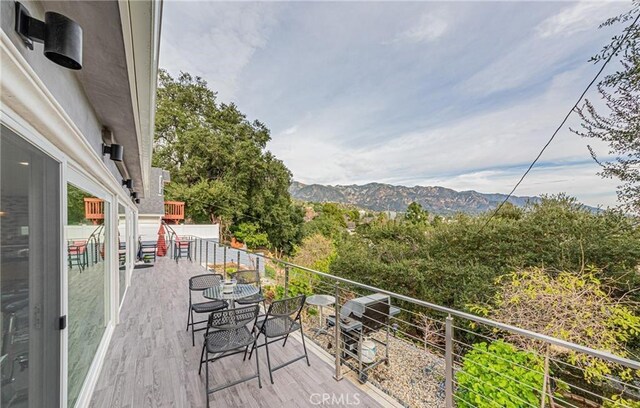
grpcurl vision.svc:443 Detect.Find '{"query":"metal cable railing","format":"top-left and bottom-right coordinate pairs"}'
top-left (185, 237), bottom-right (640, 408)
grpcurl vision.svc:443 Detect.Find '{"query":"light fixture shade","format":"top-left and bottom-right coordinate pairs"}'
top-left (131, 192), bottom-right (138, 199)
top-left (134, 198), bottom-right (140, 204)
top-left (44, 11), bottom-right (82, 70)
top-left (122, 179), bottom-right (133, 189)
top-left (102, 143), bottom-right (124, 162)
top-left (14, 3), bottom-right (83, 70)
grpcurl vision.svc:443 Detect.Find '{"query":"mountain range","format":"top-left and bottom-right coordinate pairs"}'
top-left (289, 181), bottom-right (541, 215)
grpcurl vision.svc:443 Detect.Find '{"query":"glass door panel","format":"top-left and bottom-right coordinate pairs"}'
top-left (1, 125), bottom-right (61, 408)
top-left (117, 203), bottom-right (126, 305)
top-left (65, 184), bottom-right (109, 407)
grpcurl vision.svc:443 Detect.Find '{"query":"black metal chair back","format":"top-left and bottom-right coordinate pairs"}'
top-left (189, 273), bottom-right (222, 292)
top-left (266, 294), bottom-right (306, 319)
top-left (207, 304), bottom-right (260, 332)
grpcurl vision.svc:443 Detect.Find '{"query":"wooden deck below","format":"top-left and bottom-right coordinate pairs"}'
top-left (88, 258), bottom-right (382, 407)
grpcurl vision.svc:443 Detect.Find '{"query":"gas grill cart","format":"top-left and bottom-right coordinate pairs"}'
top-left (326, 293), bottom-right (400, 383)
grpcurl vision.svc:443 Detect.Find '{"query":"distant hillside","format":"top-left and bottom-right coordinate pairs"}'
top-left (289, 181), bottom-right (540, 215)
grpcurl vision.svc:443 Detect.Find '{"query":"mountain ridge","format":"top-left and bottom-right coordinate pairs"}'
top-left (289, 181), bottom-right (541, 215)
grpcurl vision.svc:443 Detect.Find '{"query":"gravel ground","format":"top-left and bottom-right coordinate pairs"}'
top-left (301, 309), bottom-right (446, 408)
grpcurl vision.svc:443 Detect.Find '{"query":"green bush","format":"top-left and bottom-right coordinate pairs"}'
top-left (455, 341), bottom-right (544, 408)
top-left (603, 395), bottom-right (640, 408)
top-left (332, 195), bottom-right (640, 312)
top-left (264, 265), bottom-right (277, 280)
top-left (274, 276), bottom-right (314, 300)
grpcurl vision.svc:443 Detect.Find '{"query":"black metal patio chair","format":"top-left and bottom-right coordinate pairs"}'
top-left (233, 269), bottom-right (266, 311)
top-left (247, 295), bottom-right (310, 384)
top-left (67, 240), bottom-right (87, 271)
top-left (186, 274), bottom-right (228, 346)
top-left (198, 305), bottom-right (262, 408)
top-left (174, 237), bottom-right (192, 263)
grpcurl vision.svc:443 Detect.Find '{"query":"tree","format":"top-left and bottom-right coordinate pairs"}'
top-left (67, 184), bottom-right (91, 225)
top-left (301, 203), bottom-right (348, 240)
top-left (292, 233), bottom-right (336, 272)
top-left (471, 267), bottom-right (640, 382)
top-left (573, 3), bottom-right (640, 214)
top-left (331, 195), bottom-right (640, 313)
top-left (153, 70), bottom-right (303, 252)
top-left (232, 222), bottom-right (269, 249)
top-left (404, 201), bottom-right (429, 226)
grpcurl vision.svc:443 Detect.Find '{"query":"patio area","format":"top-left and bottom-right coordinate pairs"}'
top-left (89, 258), bottom-right (384, 407)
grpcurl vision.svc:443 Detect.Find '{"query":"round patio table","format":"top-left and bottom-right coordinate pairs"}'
top-left (203, 284), bottom-right (260, 304)
top-left (306, 294), bottom-right (336, 338)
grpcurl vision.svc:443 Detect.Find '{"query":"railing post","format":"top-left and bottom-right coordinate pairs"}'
top-left (256, 256), bottom-right (260, 276)
top-left (540, 345), bottom-right (551, 408)
top-left (199, 239), bottom-right (202, 266)
top-left (333, 280), bottom-right (342, 381)
top-left (284, 266), bottom-right (290, 297)
top-left (237, 250), bottom-right (241, 270)
top-left (445, 315), bottom-right (454, 408)
top-left (212, 242), bottom-right (216, 268)
top-left (204, 240), bottom-right (209, 270)
top-left (223, 246), bottom-right (227, 279)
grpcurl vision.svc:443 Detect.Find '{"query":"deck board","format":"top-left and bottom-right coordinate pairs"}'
top-left (89, 258), bottom-right (381, 407)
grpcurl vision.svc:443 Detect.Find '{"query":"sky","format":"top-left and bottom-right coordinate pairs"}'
top-left (160, 1), bottom-right (633, 208)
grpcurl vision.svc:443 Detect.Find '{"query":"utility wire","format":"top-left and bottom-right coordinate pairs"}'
top-left (478, 12), bottom-right (640, 233)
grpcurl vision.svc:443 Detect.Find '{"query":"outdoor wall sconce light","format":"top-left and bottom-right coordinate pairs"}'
top-left (122, 179), bottom-right (133, 189)
top-left (131, 192), bottom-right (138, 200)
top-left (102, 143), bottom-right (124, 162)
top-left (14, 2), bottom-right (83, 70)
top-left (134, 198), bottom-right (140, 204)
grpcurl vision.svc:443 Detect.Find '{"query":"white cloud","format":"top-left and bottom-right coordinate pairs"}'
top-left (282, 125), bottom-right (298, 136)
top-left (389, 12), bottom-right (449, 44)
top-left (160, 2), bottom-right (281, 102)
top-left (460, 1), bottom-right (627, 96)
top-left (536, 1), bottom-right (628, 39)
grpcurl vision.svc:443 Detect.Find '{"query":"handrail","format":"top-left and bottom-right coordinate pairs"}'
top-left (85, 224), bottom-right (104, 265)
top-left (162, 220), bottom-right (178, 242)
top-left (194, 236), bottom-right (640, 371)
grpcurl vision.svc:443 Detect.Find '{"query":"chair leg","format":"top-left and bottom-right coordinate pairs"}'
top-left (191, 310), bottom-right (196, 346)
top-left (264, 337), bottom-right (274, 384)
top-left (186, 305), bottom-right (191, 332)
top-left (205, 349), bottom-right (210, 408)
top-left (243, 344), bottom-right (250, 361)
top-left (282, 333), bottom-right (290, 347)
top-left (248, 337), bottom-right (257, 360)
top-left (199, 341), bottom-right (206, 375)
top-left (299, 325), bottom-right (311, 367)
top-left (255, 340), bottom-right (262, 389)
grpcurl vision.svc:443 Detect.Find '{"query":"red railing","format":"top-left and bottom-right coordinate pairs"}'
top-left (84, 198), bottom-right (104, 225)
top-left (163, 201), bottom-right (185, 224)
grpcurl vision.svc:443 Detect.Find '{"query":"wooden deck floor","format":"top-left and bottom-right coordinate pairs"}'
top-left (89, 258), bottom-right (382, 408)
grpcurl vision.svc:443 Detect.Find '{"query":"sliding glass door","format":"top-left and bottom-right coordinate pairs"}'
top-left (65, 183), bottom-right (110, 407)
top-left (1, 125), bottom-right (61, 407)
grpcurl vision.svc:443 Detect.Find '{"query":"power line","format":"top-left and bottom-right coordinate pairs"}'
top-left (478, 12), bottom-right (640, 233)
